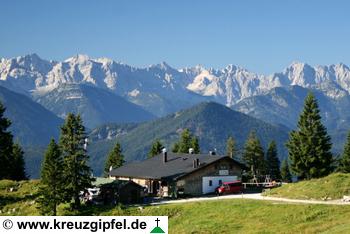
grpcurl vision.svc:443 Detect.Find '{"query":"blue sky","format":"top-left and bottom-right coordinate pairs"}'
top-left (1, 0), bottom-right (349, 74)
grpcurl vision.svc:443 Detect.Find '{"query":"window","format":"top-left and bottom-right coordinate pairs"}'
top-left (209, 180), bottom-right (213, 186)
top-left (219, 180), bottom-right (222, 185)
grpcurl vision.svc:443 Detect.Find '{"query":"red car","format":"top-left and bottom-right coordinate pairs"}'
top-left (215, 181), bottom-right (243, 195)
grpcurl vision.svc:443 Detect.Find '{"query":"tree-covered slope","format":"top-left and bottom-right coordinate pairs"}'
top-left (88, 102), bottom-right (289, 176)
top-left (0, 85), bottom-right (63, 146)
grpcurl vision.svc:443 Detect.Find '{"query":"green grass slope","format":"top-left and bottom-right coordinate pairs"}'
top-left (2, 180), bottom-right (350, 233)
top-left (265, 173), bottom-right (350, 200)
top-left (0, 180), bottom-right (40, 215)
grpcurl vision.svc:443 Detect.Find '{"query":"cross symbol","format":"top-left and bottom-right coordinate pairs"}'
top-left (155, 218), bottom-right (160, 227)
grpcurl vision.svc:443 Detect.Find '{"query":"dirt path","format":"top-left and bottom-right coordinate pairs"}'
top-left (149, 193), bottom-right (349, 206)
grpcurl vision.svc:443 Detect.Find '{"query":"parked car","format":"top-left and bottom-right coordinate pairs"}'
top-left (215, 181), bottom-right (243, 195)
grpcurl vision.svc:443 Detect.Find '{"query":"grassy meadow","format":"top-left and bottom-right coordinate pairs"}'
top-left (264, 173), bottom-right (350, 200)
top-left (1, 179), bottom-right (350, 233)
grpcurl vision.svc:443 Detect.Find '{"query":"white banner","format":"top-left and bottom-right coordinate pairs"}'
top-left (0, 216), bottom-right (168, 234)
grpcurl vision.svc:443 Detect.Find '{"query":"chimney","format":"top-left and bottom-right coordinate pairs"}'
top-left (189, 148), bottom-right (194, 154)
top-left (193, 159), bottom-right (197, 168)
top-left (196, 158), bottom-right (200, 167)
top-left (209, 151), bottom-right (216, 156)
top-left (162, 148), bottom-right (167, 163)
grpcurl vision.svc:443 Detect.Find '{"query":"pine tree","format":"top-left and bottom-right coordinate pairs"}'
top-left (172, 142), bottom-right (179, 153)
top-left (172, 129), bottom-right (200, 154)
top-left (280, 159), bottom-right (292, 183)
top-left (178, 129), bottom-right (193, 153)
top-left (286, 92), bottom-right (334, 180)
top-left (338, 131), bottom-right (350, 173)
top-left (191, 137), bottom-right (200, 154)
top-left (37, 139), bottom-right (64, 215)
top-left (266, 141), bottom-right (281, 180)
top-left (59, 113), bottom-right (93, 209)
top-left (242, 131), bottom-right (266, 176)
top-left (10, 143), bottom-right (27, 180)
top-left (226, 136), bottom-right (237, 159)
top-left (104, 142), bottom-right (125, 175)
top-left (0, 101), bottom-right (13, 179)
top-left (148, 139), bottom-right (164, 158)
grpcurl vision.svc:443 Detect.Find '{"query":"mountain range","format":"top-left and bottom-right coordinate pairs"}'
top-left (1, 54), bottom-right (350, 177)
top-left (2, 54), bottom-right (350, 130)
top-left (2, 54), bottom-right (350, 113)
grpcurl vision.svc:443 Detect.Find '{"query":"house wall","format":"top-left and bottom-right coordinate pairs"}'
top-left (176, 158), bottom-right (242, 196)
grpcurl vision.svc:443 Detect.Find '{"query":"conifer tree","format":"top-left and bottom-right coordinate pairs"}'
top-left (242, 131), bottom-right (266, 176)
top-left (10, 143), bottom-right (27, 180)
top-left (37, 139), bottom-right (64, 215)
top-left (0, 101), bottom-right (13, 179)
top-left (226, 136), bottom-right (237, 159)
top-left (280, 159), bottom-right (292, 183)
top-left (171, 142), bottom-right (179, 153)
top-left (266, 141), bottom-right (281, 180)
top-left (178, 129), bottom-right (193, 153)
top-left (148, 139), bottom-right (164, 158)
top-left (286, 92), bottom-right (333, 180)
top-left (172, 129), bottom-right (200, 154)
top-left (338, 131), bottom-right (350, 173)
top-left (191, 137), bottom-right (200, 154)
top-left (59, 113), bottom-right (92, 209)
top-left (104, 142), bottom-right (125, 175)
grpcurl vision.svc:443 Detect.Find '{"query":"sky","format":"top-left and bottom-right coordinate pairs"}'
top-left (1, 0), bottom-right (350, 74)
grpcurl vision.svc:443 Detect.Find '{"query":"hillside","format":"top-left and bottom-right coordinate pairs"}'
top-left (33, 83), bottom-right (155, 128)
top-left (0, 85), bottom-right (63, 146)
top-left (1, 179), bottom-right (350, 233)
top-left (264, 173), bottom-right (350, 200)
top-left (88, 102), bottom-right (289, 176)
top-left (233, 85), bottom-right (350, 153)
top-left (233, 85), bottom-right (350, 130)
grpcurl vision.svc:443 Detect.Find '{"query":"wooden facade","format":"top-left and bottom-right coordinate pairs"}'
top-left (176, 157), bottom-right (242, 196)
